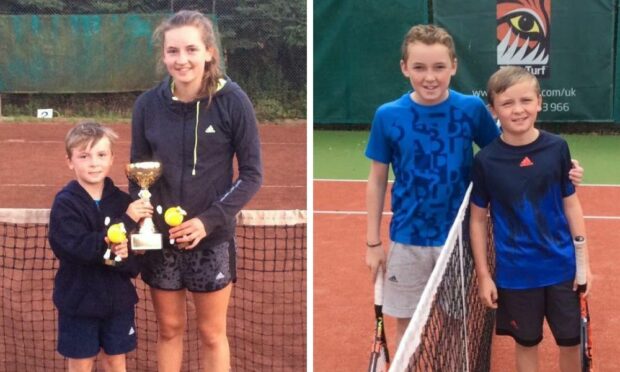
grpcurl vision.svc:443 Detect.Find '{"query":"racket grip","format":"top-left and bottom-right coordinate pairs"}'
top-left (374, 267), bottom-right (384, 306)
top-left (575, 243), bottom-right (587, 287)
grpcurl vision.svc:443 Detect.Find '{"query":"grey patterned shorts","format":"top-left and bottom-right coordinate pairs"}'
top-left (140, 240), bottom-right (236, 292)
top-left (383, 242), bottom-right (443, 318)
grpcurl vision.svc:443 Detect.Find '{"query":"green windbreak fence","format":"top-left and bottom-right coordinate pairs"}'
top-left (315, 0), bottom-right (619, 125)
top-left (313, 0), bottom-right (428, 124)
top-left (616, 0), bottom-right (620, 122)
top-left (435, 0), bottom-right (614, 123)
top-left (1, 14), bottom-right (167, 93)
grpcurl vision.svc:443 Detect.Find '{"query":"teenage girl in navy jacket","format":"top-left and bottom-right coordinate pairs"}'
top-left (130, 11), bottom-right (262, 371)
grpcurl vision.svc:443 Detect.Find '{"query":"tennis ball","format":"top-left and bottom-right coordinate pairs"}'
top-left (107, 223), bottom-right (127, 244)
top-left (164, 206), bottom-right (187, 227)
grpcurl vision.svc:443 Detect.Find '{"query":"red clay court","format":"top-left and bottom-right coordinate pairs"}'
top-left (314, 179), bottom-right (620, 371)
top-left (0, 121), bottom-right (306, 210)
top-left (0, 120), bottom-right (306, 371)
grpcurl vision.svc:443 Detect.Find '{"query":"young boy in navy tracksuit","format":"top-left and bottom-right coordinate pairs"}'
top-left (49, 121), bottom-right (152, 371)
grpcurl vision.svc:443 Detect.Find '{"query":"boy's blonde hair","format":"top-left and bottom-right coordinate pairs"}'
top-left (65, 121), bottom-right (118, 158)
top-left (486, 66), bottom-right (541, 106)
top-left (401, 24), bottom-right (457, 62)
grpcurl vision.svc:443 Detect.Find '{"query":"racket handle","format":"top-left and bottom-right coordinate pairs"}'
top-left (575, 240), bottom-right (587, 287)
top-left (374, 267), bottom-right (384, 306)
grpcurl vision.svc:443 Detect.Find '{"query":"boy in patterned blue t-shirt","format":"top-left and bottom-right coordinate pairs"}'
top-left (365, 24), bottom-right (500, 347)
top-left (470, 66), bottom-right (591, 370)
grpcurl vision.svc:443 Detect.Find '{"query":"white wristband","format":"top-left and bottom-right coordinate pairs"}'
top-left (573, 236), bottom-right (586, 246)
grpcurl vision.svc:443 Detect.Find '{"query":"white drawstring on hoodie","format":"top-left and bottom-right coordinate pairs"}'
top-left (171, 79), bottom-right (227, 176)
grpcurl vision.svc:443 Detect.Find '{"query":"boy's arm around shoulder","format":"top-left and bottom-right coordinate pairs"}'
top-left (49, 196), bottom-right (106, 265)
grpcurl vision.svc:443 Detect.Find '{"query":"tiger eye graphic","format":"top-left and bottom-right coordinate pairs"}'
top-left (497, 0), bottom-right (550, 77)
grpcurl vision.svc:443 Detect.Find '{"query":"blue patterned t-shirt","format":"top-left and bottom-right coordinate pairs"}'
top-left (365, 90), bottom-right (499, 246)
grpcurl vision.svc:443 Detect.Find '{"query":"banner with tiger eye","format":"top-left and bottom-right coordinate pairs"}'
top-left (434, 0), bottom-right (614, 122)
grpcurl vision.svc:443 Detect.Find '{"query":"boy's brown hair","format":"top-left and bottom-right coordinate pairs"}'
top-left (486, 66), bottom-right (541, 106)
top-left (65, 121), bottom-right (118, 158)
top-left (401, 24), bottom-right (457, 62)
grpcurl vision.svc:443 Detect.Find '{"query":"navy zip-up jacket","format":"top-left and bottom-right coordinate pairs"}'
top-left (130, 76), bottom-right (263, 248)
top-left (49, 178), bottom-right (140, 318)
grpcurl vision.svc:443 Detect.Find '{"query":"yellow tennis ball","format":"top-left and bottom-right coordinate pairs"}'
top-left (107, 223), bottom-right (126, 244)
top-left (164, 206), bottom-right (186, 227)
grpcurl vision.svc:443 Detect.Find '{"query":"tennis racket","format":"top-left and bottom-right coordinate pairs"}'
top-left (368, 268), bottom-right (389, 372)
top-left (575, 237), bottom-right (593, 372)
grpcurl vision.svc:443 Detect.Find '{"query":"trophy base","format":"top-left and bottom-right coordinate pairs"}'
top-left (131, 233), bottom-right (163, 250)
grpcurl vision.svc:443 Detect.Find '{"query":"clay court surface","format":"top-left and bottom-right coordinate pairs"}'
top-left (0, 120), bottom-right (306, 371)
top-left (0, 120), bottom-right (306, 210)
top-left (314, 180), bottom-right (620, 371)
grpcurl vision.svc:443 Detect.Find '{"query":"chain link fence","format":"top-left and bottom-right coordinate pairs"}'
top-left (0, 0), bottom-right (306, 120)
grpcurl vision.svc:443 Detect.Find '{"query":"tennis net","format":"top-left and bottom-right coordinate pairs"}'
top-left (389, 184), bottom-right (496, 372)
top-left (0, 208), bottom-right (306, 372)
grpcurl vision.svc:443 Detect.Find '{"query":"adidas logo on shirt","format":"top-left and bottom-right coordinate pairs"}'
top-left (520, 156), bottom-right (534, 167)
top-left (205, 125), bottom-right (216, 134)
top-left (129, 327), bottom-right (135, 336)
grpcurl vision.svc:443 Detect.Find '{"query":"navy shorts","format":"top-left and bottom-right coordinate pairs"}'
top-left (496, 280), bottom-right (580, 347)
top-left (57, 308), bottom-right (137, 359)
top-left (141, 239), bottom-right (236, 292)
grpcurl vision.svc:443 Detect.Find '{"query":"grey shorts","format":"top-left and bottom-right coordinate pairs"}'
top-left (141, 239), bottom-right (236, 292)
top-left (383, 242), bottom-right (442, 318)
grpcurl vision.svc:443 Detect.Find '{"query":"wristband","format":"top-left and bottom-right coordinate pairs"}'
top-left (573, 236), bottom-right (586, 246)
top-left (366, 241), bottom-right (382, 248)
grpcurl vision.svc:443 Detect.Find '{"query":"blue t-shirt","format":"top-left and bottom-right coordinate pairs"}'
top-left (471, 131), bottom-right (576, 289)
top-left (365, 90), bottom-right (499, 246)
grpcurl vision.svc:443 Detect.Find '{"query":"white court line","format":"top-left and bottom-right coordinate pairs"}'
top-left (313, 179), bottom-right (620, 188)
top-left (314, 210), bottom-right (620, 220)
top-left (314, 180), bottom-right (620, 219)
top-left (314, 178), bottom-right (369, 183)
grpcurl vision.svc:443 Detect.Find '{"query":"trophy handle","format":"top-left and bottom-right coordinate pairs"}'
top-left (131, 187), bottom-right (162, 250)
top-left (137, 188), bottom-right (157, 235)
top-left (138, 189), bottom-right (152, 200)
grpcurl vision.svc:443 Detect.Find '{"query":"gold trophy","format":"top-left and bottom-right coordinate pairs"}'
top-left (126, 162), bottom-right (163, 250)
